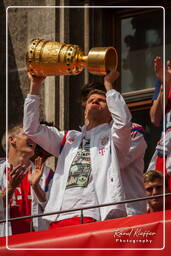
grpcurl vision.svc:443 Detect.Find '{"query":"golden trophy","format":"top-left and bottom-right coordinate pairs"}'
top-left (26, 39), bottom-right (118, 76)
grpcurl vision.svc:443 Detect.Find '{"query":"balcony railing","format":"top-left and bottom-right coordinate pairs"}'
top-left (1, 193), bottom-right (171, 224)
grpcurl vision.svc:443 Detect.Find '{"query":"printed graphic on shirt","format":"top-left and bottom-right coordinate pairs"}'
top-left (66, 137), bottom-right (91, 189)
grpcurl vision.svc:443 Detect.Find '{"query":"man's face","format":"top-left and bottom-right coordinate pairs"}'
top-left (9, 128), bottom-right (36, 158)
top-left (85, 93), bottom-right (111, 122)
top-left (144, 178), bottom-right (164, 211)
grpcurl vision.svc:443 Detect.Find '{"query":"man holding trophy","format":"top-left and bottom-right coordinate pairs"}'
top-left (23, 39), bottom-right (133, 228)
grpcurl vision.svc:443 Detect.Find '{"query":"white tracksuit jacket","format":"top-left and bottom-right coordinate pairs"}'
top-left (0, 160), bottom-right (53, 236)
top-left (121, 123), bottom-right (147, 216)
top-left (23, 89), bottom-right (133, 222)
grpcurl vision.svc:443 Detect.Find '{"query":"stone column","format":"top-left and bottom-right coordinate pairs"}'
top-left (26, 3), bottom-right (58, 169)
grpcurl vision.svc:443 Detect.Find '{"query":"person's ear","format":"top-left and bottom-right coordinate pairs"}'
top-left (9, 136), bottom-right (16, 146)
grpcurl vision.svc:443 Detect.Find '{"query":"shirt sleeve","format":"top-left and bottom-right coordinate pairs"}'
top-left (120, 124), bottom-right (147, 170)
top-left (23, 94), bottom-right (65, 157)
top-left (153, 78), bottom-right (162, 100)
top-left (106, 89), bottom-right (132, 156)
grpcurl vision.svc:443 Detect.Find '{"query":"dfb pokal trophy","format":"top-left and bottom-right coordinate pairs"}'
top-left (26, 39), bottom-right (118, 76)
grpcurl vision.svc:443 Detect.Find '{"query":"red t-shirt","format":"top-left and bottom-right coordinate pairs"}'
top-left (8, 170), bottom-right (32, 234)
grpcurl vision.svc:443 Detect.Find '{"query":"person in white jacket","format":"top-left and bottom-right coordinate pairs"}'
top-left (23, 69), bottom-right (132, 228)
top-left (80, 77), bottom-right (147, 217)
top-left (120, 123), bottom-right (147, 216)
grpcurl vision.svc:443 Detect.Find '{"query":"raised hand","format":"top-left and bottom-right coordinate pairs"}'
top-left (28, 72), bottom-right (46, 95)
top-left (28, 157), bottom-right (44, 188)
top-left (104, 69), bottom-right (120, 91)
top-left (154, 56), bottom-right (163, 79)
top-left (0, 165), bottom-right (27, 203)
top-left (28, 157), bottom-right (46, 202)
top-left (154, 56), bottom-right (171, 88)
top-left (8, 164), bottom-right (27, 189)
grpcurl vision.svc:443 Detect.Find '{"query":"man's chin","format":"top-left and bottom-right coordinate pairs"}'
top-left (89, 107), bottom-right (101, 114)
top-left (150, 200), bottom-right (163, 208)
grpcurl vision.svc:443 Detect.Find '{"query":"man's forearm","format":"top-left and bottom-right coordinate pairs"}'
top-left (150, 84), bottom-right (169, 127)
top-left (29, 82), bottom-right (42, 95)
top-left (27, 72), bottom-right (45, 95)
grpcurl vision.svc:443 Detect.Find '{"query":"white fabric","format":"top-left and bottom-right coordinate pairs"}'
top-left (58, 131), bottom-right (100, 221)
top-left (23, 89), bottom-right (132, 222)
top-left (147, 150), bottom-right (158, 171)
top-left (0, 160), bottom-right (12, 236)
top-left (148, 109), bottom-right (171, 175)
top-left (31, 165), bottom-right (54, 231)
top-left (120, 123), bottom-right (147, 216)
top-left (0, 160), bottom-right (53, 236)
top-left (147, 128), bottom-right (171, 176)
top-left (0, 196), bottom-right (6, 237)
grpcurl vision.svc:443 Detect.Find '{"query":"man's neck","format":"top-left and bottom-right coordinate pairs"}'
top-left (85, 119), bottom-right (107, 131)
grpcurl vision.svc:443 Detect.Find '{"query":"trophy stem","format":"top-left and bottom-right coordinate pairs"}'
top-left (78, 55), bottom-right (88, 67)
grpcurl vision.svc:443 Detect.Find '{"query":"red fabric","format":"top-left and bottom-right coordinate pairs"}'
top-left (0, 210), bottom-right (171, 255)
top-left (9, 171), bottom-right (32, 234)
top-left (166, 88), bottom-right (171, 113)
top-left (49, 216), bottom-right (96, 228)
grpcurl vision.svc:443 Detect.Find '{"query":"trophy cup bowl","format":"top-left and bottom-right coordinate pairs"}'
top-left (26, 39), bottom-right (118, 76)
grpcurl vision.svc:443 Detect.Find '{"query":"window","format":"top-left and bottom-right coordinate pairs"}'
top-left (121, 11), bottom-right (163, 93)
top-left (120, 8), bottom-right (164, 104)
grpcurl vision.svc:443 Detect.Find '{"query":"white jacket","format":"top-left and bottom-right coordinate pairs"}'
top-left (121, 123), bottom-right (147, 216)
top-left (23, 89), bottom-right (132, 222)
top-left (0, 196), bottom-right (6, 237)
top-left (0, 160), bottom-right (54, 236)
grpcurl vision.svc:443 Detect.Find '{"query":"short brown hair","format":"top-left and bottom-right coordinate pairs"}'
top-left (8, 123), bottom-right (23, 137)
top-left (80, 82), bottom-right (106, 104)
top-left (1, 123), bottom-right (23, 152)
top-left (87, 89), bottom-right (106, 100)
top-left (144, 170), bottom-right (168, 188)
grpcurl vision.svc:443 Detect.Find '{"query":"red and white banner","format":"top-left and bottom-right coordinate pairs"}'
top-left (0, 210), bottom-right (170, 256)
